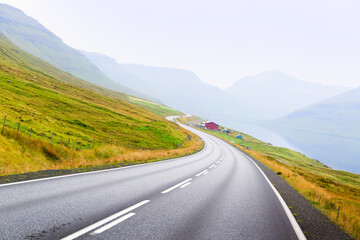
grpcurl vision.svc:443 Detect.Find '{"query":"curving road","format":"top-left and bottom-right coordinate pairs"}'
top-left (0, 117), bottom-right (305, 240)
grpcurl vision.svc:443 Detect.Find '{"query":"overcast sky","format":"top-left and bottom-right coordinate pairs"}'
top-left (1, 0), bottom-right (359, 88)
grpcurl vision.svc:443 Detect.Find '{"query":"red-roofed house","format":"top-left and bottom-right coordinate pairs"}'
top-left (205, 121), bottom-right (219, 131)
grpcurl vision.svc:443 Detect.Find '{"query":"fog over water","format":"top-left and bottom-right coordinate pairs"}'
top-left (215, 119), bottom-right (360, 174)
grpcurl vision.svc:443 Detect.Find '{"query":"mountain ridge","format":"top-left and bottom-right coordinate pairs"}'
top-left (0, 3), bottom-right (149, 99)
top-left (82, 50), bottom-right (256, 121)
top-left (225, 70), bottom-right (351, 119)
top-left (269, 86), bottom-right (360, 139)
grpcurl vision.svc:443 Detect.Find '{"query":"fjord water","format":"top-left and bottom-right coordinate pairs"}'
top-left (215, 119), bottom-right (360, 174)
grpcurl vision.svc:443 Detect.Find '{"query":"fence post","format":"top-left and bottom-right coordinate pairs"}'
top-left (29, 129), bottom-right (32, 139)
top-left (17, 123), bottom-right (20, 132)
top-left (74, 140), bottom-right (77, 151)
top-left (50, 133), bottom-right (54, 145)
top-left (2, 115), bottom-right (6, 130)
top-left (337, 202), bottom-right (342, 219)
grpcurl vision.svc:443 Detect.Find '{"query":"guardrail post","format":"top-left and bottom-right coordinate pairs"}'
top-left (29, 129), bottom-right (32, 139)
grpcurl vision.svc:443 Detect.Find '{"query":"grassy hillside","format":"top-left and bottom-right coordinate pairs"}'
top-left (0, 35), bottom-right (202, 176)
top-left (128, 96), bottom-right (183, 117)
top-left (0, 4), bottom-right (147, 98)
top-left (177, 116), bottom-right (360, 239)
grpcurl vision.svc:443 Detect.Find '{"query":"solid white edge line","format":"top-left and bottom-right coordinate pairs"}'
top-left (90, 213), bottom-right (135, 235)
top-left (204, 172), bottom-right (208, 175)
top-left (0, 140), bottom-right (207, 188)
top-left (196, 170), bottom-right (208, 177)
top-left (241, 153), bottom-right (306, 240)
top-left (61, 200), bottom-right (150, 240)
top-left (180, 182), bottom-right (191, 188)
top-left (161, 178), bottom-right (192, 194)
top-left (173, 116), bottom-right (305, 239)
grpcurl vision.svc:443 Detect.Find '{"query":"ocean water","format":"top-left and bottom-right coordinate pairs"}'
top-left (215, 119), bottom-right (360, 174)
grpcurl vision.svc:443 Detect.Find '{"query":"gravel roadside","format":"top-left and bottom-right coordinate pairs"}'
top-left (0, 162), bottom-right (138, 185)
top-left (243, 150), bottom-right (353, 240)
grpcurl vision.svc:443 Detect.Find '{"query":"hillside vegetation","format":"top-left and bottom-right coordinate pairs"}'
top-left (0, 3), bottom-right (147, 99)
top-left (177, 116), bottom-right (360, 239)
top-left (0, 35), bottom-right (202, 176)
top-left (128, 96), bottom-right (183, 117)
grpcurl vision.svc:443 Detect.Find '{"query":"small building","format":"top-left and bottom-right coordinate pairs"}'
top-left (237, 134), bottom-right (243, 140)
top-left (205, 121), bottom-right (219, 131)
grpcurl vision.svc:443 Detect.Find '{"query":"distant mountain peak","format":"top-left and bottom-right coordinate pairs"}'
top-left (225, 70), bottom-right (352, 119)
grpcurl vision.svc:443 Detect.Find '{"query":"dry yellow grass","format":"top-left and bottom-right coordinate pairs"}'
top-left (239, 146), bottom-right (360, 239)
top-left (0, 128), bottom-right (203, 176)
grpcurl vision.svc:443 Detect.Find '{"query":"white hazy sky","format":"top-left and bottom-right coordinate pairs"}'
top-left (1, 0), bottom-right (359, 88)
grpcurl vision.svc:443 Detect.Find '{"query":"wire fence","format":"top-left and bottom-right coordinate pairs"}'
top-left (1, 115), bottom-right (157, 151)
top-left (178, 134), bottom-right (192, 148)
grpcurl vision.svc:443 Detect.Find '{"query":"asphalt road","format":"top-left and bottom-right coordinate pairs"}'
top-left (0, 117), bottom-right (305, 240)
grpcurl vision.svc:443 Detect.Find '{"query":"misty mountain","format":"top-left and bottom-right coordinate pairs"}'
top-left (82, 51), bottom-right (147, 95)
top-left (83, 51), bottom-right (255, 120)
top-left (271, 86), bottom-right (360, 139)
top-left (225, 70), bottom-right (351, 119)
top-left (0, 3), bottom-right (145, 98)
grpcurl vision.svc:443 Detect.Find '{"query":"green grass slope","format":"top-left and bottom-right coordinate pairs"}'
top-left (0, 3), bottom-right (147, 98)
top-left (0, 34), bottom-right (130, 101)
top-left (0, 35), bottom-right (189, 156)
top-left (128, 96), bottom-right (183, 117)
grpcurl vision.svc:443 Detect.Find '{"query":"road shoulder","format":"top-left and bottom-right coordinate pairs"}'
top-left (244, 150), bottom-right (353, 240)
